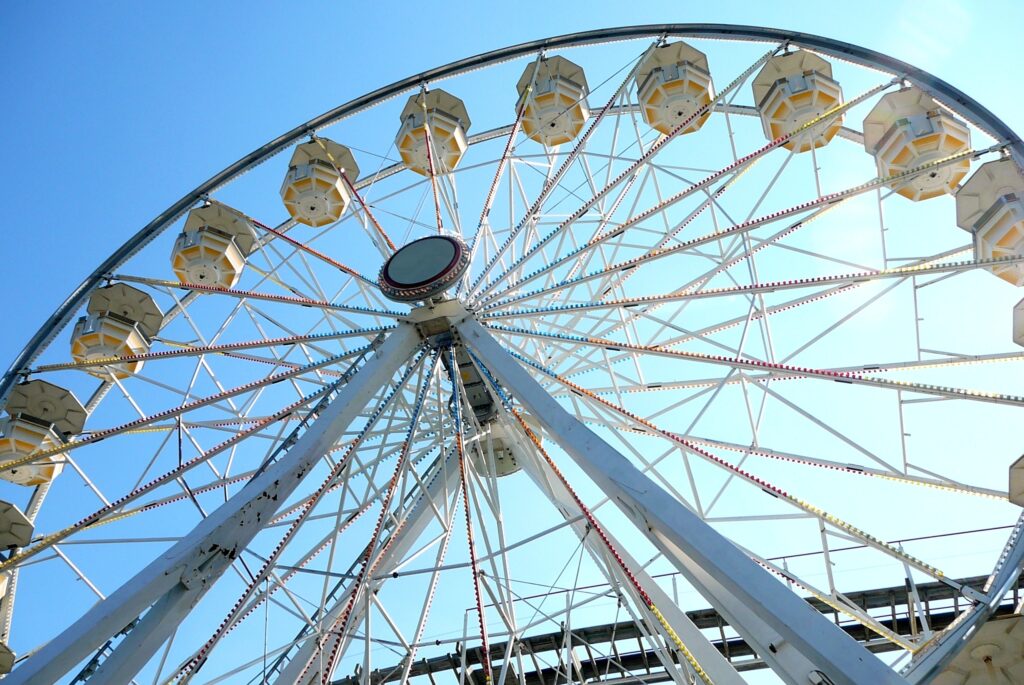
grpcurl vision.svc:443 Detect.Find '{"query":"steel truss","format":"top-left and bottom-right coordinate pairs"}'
top-left (331, 574), bottom-right (1024, 684)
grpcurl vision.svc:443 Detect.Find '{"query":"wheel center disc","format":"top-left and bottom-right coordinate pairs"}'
top-left (379, 234), bottom-right (470, 302)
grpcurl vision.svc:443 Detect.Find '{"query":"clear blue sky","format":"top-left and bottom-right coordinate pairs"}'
top-left (1, 0), bottom-right (1022, 370)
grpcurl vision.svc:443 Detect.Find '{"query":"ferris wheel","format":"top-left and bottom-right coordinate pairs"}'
top-left (2, 23), bottom-right (1024, 685)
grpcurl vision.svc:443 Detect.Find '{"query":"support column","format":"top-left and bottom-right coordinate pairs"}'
top-left (7, 324), bottom-right (421, 685)
top-left (502, 409), bottom-right (747, 685)
top-left (458, 318), bottom-right (906, 685)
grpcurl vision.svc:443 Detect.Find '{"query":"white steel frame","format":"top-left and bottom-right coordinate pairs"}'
top-left (1, 25), bottom-right (1022, 685)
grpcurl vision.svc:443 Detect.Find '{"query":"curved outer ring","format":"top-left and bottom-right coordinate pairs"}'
top-left (378, 235), bottom-right (469, 302)
top-left (5, 23), bottom-right (1023, 404)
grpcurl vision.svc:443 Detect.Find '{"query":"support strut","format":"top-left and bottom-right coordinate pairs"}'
top-left (6, 324), bottom-right (420, 685)
top-left (457, 317), bottom-right (907, 685)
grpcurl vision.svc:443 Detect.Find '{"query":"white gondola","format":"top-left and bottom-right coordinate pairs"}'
top-left (70, 283), bottom-right (162, 378)
top-left (933, 614), bottom-right (1024, 684)
top-left (752, 49), bottom-right (843, 153)
top-left (516, 55), bottom-right (589, 147)
top-left (0, 642), bottom-right (12, 676)
top-left (635, 41), bottom-right (714, 136)
top-left (0, 380), bottom-right (85, 486)
top-left (170, 202), bottom-right (257, 288)
top-left (280, 139), bottom-right (360, 227)
top-left (470, 414), bottom-right (543, 477)
top-left (395, 89), bottom-right (470, 176)
top-left (956, 159), bottom-right (1024, 285)
top-left (0, 500), bottom-right (32, 549)
top-left (863, 86), bottom-right (971, 201)
top-left (1015, 297), bottom-right (1024, 349)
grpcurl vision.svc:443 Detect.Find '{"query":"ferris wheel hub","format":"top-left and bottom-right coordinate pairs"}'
top-left (379, 234), bottom-right (470, 302)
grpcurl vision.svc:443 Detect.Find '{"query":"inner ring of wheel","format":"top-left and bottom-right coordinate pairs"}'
top-left (379, 235), bottom-right (469, 302)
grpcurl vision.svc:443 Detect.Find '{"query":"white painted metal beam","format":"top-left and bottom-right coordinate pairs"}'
top-left (501, 409), bottom-right (748, 685)
top-left (457, 317), bottom-right (907, 685)
top-left (5, 324), bottom-right (420, 685)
